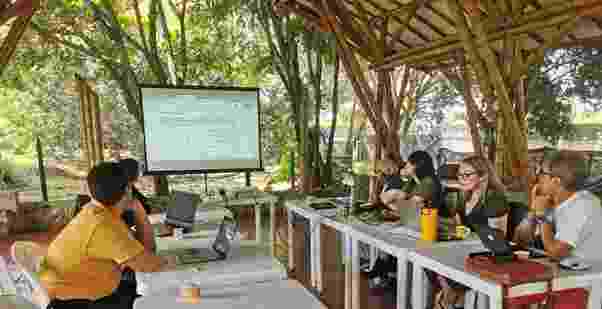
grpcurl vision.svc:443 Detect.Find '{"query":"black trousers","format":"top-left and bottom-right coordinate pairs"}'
top-left (47, 268), bottom-right (139, 309)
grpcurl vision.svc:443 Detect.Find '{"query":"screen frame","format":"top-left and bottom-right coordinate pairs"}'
top-left (138, 84), bottom-right (264, 175)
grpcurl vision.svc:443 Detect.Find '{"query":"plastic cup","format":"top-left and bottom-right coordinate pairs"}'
top-left (420, 208), bottom-right (438, 241)
top-left (455, 225), bottom-right (470, 239)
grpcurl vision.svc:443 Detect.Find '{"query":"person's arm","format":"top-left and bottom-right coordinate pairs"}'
top-left (512, 214), bottom-right (537, 246)
top-left (128, 200), bottom-right (156, 253)
top-left (541, 222), bottom-right (571, 260)
top-left (123, 251), bottom-right (172, 273)
top-left (132, 186), bottom-right (151, 214)
top-left (87, 216), bottom-right (171, 273)
top-left (544, 203), bottom-right (590, 260)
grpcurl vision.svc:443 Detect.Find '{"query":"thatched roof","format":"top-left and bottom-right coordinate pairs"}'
top-left (277, 0), bottom-right (602, 71)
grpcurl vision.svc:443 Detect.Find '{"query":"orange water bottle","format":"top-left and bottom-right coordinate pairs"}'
top-left (420, 205), bottom-right (438, 241)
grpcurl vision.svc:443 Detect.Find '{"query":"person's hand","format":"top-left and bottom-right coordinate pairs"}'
top-left (532, 195), bottom-right (553, 217)
top-left (162, 255), bottom-right (178, 271)
top-left (382, 209), bottom-right (399, 220)
top-left (530, 185), bottom-right (554, 216)
top-left (386, 202), bottom-right (400, 212)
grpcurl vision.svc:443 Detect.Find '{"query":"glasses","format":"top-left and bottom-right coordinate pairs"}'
top-left (457, 171), bottom-right (477, 179)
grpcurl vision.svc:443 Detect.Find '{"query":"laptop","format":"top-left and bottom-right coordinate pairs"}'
top-left (173, 217), bottom-right (237, 265)
top-left (165, 191), bottom-right (201, 228)
top-left (153, 191), bottom-right (201, 237)
top-left (473, 223), bottom-right (549, 260)
top-left (473, 223), bottom-right (514, 257)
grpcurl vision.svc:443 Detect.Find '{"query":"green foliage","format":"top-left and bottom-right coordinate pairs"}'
top-left (0, 54), bottom-right (81, 159)
top-left (0, 157), bottom-right (28, 190)
top-left (573, 48), bottom-right (602, 111)
top-left (273, 149), bottom-right (292, 183)
top-left (527, 62), bottom-right (575, 145)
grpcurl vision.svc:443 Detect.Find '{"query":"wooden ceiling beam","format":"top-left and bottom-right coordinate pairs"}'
top-left (326, 0), bottom-right (370, 49)
top-left (424, 3), bottom-right (456, 27)
top-left (343, 3), bottom-right (415, 50)
top-left (551, 34), bottom-right (602, 48)
top-left (414, 13), bottom-right (447, 37)
top-left (525, 0), bottom-right (542, 10)
top-left (372, 2), bottom-right (580, 71)
top-left (527, 32), bottom-right (545, 44)
top-left (348, 0), bottom-right (431, 45)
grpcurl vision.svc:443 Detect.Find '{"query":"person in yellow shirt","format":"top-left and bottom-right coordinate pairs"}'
top-left (41, 162), bottom-right (175, 309)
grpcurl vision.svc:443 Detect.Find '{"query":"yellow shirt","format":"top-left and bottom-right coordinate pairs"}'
top-left (39, 202), bottom-right (145, 301)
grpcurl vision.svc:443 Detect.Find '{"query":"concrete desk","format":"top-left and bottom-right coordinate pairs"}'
top-left (134, 279), bottom-right (326, 309)
top-left (285, 200), bottom-right (324, 291)
top-left (202, 193), bottom-right (278, 247)
top-left (347, 222), bottom-right (483, 309)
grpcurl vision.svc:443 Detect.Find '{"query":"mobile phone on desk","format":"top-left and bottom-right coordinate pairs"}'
top-left (468, 251), bottom-right (493, 258)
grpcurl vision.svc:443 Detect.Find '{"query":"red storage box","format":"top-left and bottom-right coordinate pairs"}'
top-left (550, 288), bottom-right (589, 309)
top-left (507, 288), bottom-right (589, 309)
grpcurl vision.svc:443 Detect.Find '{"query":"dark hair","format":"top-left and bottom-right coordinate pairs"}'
top-left (549, 151), bottom-right (588, 191)
top-left (87, 162), bottom-right (129, 206)
top-left (119, 158), bottom-right (139, 183)
top-left (408, 151), bottom-right (442, 209)
top-left (407, 151), bottom-right (436, 180)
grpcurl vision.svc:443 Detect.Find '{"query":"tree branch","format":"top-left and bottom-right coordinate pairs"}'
top-left (131, 0), bottom-right (151, 54)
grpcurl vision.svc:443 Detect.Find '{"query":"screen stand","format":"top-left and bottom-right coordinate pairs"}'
top-left (204, 173), bottom-right (208, 194)
top-left (245, 171), bottom-right (251, 187)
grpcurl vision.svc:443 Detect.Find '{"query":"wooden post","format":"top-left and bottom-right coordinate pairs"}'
top-left (36, 136), bottom-right (48, 202)
top-left (91, 90), bottom-right (104, 164)
top-left (78, 77), bottom-right (104, 170)
top-left (77, 77), bottom-right (88, 167)
top-left (447, 0), bottom-right (531, 178)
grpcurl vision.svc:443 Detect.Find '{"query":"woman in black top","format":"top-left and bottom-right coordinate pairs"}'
top-left (119, 158), bottom-right (151, 215)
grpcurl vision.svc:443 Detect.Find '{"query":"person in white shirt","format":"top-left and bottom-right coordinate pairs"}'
top-left (529, 151), bottom-right (602, 261)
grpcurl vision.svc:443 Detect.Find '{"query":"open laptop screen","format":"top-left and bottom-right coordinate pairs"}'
top-left (165, 191), bottom-right (200, 228)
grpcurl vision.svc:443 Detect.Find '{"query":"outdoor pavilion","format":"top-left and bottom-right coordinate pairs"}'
top-left (274, 0), bottom-right (602, 187)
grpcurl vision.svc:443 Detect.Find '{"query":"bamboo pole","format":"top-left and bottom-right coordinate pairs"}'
top-left (92, 90), bottom-right (104, 163)
top-left (78, 78), bottom-right (88, 166)
top-left (0, 14), bottom-right (32, 76)
top-left (84, 84), bottom-right (96, 169)
top-left (323, 0), bottom-right (383, 139)
top-left (466, 8), bottom-right (526, 146)
top-left (447, 0), bottom-right (495, 102)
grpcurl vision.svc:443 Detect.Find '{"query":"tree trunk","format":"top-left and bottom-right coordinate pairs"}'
top-left (324, 54), bottom-right (340, 186)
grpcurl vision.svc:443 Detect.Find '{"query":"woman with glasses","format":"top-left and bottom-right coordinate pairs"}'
top-left (446, 155), bottom-right (509, 234)
top-left (432, 156), bottom-right (509, 309)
